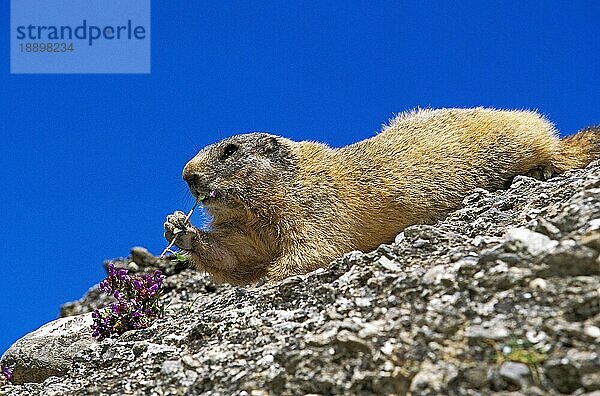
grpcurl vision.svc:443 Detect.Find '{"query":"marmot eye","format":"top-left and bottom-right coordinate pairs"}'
top-left (221, 144), bottom-right (238, 160)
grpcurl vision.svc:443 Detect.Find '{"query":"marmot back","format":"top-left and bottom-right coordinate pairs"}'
top-left (164, 108), bottom-right (600, 284)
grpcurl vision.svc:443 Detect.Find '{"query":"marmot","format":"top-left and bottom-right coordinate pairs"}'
top-left (164, 108), bottom-right (600, 284)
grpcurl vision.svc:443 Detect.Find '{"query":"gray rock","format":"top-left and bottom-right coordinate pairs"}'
top-left (542, 240), bottom-right (600, 276)
top-left (534, 217), bottom-right (561, 238)
top-left (1, 313), bottom-right (95, 384)
top-left (504, 227), bottom-right (558, 256)
top-left (409, 361), bottom-right (446, 394)
top-left (498, 361), bottom-right (532, 389)
top-left (582, 229), bottom-right (600, 251)
top-left (566, 291), bottom-right (600, 322)
top-left (582, 372), bottom-right (600, 391)
top-left (466, 324), bottom-right (509, 340)
top-left (376, 255), bottom-right (402, 272)
top-left (462, 365), bottom-right (489, 389)
top-left (584, 325), bottom-right (600, 340)
top-left (422, 264), bottom-right (455, 285)
top-left (130, 246), bottom-right (157, 266)
top-left (545, 359), bottom-right (582, 394)
top-left (528, 277), bottom-right (548, 290)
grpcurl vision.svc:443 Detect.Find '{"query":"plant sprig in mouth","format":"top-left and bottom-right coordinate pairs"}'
top-left (197, 190), bottom-right (218, 203)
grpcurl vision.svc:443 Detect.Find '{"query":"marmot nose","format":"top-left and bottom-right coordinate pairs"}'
top-left (182, 169), bottom-right (199, 185)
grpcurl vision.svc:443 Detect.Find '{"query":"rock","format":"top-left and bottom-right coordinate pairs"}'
top-left (409, 361), bottom-right (446, 394)
top-left (544, 359), bottom-right (582, 394)
top-left (456, 256), bottom-right (480, 276)
top-left (581, 229), bottom-right (600, 251)
top-left (394, 232), bottom-right (405, 244)
top-left (130, 246), bottom-right (157, 267)
top-left (462, 365), bottom-right (489, 389)
top-left (528, 278), bottom-right (547, 290)
top-left (333, 330), bottom-right (371, 354)
top-left (422, 264), bottom-right (455, 285)
top-left (534, 217), bottom-right (561, 239)
top-left (566, 292), bottom-right (600, 322)
top-left (0, 313), bottom-right (95, 384)
top-left (466, 324), bottom-right (509, 340)
top-left (376, 256), bottom-right (402, 272)
top-left (582, 372), bottom-right (600, 391)
top-left (542, 240), bottom-right (600, 276)
top-left (504, 227), bottom-right (558, 257)
top-left (584, 325), bottom-right (600, 340)
top-left (498, 361), bottom-right (531, 389)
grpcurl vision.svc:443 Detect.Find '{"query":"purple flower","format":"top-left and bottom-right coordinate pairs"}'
top-left (117, 268), bottom-right (129, 280)
top-left (99, 280), bottom-right (112, 293)
top-left (133, 279), bottom-right (143, 290)
top-left (3, 367), bottom-right (12, 379)
top-left (2, 367), bottom-right (13, 382)
top-left (109, 303), bottom-right (120, 314)
top-left (90, 266), bottom-right (165, 341)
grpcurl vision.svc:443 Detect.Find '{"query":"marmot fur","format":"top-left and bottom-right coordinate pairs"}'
top-left (164, 108), bottom-right (600, 284)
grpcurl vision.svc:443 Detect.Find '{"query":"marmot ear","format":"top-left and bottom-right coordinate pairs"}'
top-left (263, 137), bottom-right (279, 154)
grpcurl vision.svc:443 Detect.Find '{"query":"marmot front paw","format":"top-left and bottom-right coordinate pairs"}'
top-left (164, 211), bottom-right (200, 251)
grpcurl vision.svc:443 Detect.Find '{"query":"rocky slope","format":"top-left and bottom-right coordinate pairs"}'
top-left (2, 162), bottom-right (600, 395)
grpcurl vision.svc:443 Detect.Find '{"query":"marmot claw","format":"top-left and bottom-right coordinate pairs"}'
top-left (164, 211), bottom-right (198, 251)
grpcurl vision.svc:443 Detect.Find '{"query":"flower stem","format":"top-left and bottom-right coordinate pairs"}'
top-left (160, 197), bottom-right (201, 258)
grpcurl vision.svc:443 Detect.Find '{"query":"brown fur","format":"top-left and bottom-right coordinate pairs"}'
top-left (164, 108), bottom-right (600, 284)
top-left (555, 125), bottom-right (600, 171)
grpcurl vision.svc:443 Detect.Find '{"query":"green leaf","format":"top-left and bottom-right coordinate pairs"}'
top-left (174, 253), bottom-right (188, 263)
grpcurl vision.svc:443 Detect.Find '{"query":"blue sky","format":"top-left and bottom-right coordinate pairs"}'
top-left (1, 1), bottom-right (599, 355)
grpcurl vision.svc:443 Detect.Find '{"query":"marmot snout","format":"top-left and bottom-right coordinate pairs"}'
top-left (165, 108), bottom-right (600, 284)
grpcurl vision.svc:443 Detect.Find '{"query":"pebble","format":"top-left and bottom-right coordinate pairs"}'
top-left (504, 228), bottom-right (558, 256)
top-left (528, 278), bottom-right (547, 290)
top-left (498, 361), bottom-right (531, 389)
top-left (465, 324), bottom-right (509, 340)
top-left (583, 325), bottom-right (600, 339)
top-left (376, 256), bottom-right (402, 272)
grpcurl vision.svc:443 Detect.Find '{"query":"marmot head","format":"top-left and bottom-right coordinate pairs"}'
top-left (182, 133), bottom-right (296, 214)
